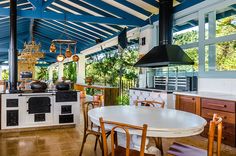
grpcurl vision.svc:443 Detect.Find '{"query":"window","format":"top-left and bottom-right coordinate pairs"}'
top-left (199, 1), bottom-right (236, 77)
top-left (205, 40), bottom-right (236, 71)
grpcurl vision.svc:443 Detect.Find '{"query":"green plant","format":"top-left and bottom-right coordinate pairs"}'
top-left (52, 69), bottom-right (58, 83)
top-left (85, 48), bottom-right (139, 87)
top-left (1, 69), bottom-right (9, 80)
top-left (36, 67), bottom-right (49, 80)
top-left (117, 94), bottom-right (130, 105)
top-left (63, 62), bottom-right (77, 83)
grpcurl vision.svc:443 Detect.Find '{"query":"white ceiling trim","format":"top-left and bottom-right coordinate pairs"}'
top-left (68, 21), bottom-right (108, 38)
top-left (102, 0), bottom-right (148, 20)
top-left (81, 0), bottom-right (121, 19)
top-left (127, 0), bottom-right (158, 14)
top-left (61, 0), bottom-right (103, 17)
top-left (53, 20), bottom-right (100, 39)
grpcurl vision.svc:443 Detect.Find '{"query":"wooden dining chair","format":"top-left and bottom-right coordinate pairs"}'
top-left (135, 100), bottom-right (165, 108)
top-left (99, 117), bottom-right (155, 156)
top-left (167, 113), bottom-right (223, 156)
top-left (135, 100), bottom-right (165, 155)
top-left (79, 101), bottom-right (104, 156)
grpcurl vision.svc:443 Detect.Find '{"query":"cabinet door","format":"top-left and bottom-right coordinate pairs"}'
top-left (178, 96), bottom-right (196, 114)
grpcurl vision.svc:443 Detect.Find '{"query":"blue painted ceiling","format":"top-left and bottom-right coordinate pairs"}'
top-left (1, 0), bottom-right (232, 64)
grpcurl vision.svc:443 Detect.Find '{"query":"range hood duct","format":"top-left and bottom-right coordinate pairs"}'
top-left (134, 0), bottom-right (194, 67)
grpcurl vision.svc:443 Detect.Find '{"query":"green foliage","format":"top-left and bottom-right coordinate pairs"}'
top-left (63, 62), bottom-right (77, 83)
top-left (52, 69), bottom-right (58, 83)
top-left (173, 30), bottom-right (198, 45)
top-left (117, 94), bottom-right (130, 105)
top-left (35, 67), bottom-right (49, 81)
top-left (1, 69), bottom-right (9, 80)
top-left (86, 49), bottom-right (139, 87)
top-left (215, 15), bottom-right (236, 71)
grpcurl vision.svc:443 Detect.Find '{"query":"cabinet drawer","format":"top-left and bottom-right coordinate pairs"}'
top-left (201, 128), bottom-right (235, 147)
top-left (180, 96), bottom-right (196, 103)
top-left (179, 96), bottom-right (196, 114)
top-left (204, 118), bottom-right (235, 135)
top-left (201, 108), bottom-right (235, 124)
top-left (201, 98), bottom-right (235, 112)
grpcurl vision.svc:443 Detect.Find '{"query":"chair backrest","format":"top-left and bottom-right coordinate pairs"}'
top-left (208, 114), bottom-right (223, 156)
top-left (82, 101), bottom-right (101, 131)
top-left (135, 100), bottom-right (165, 108)
top-left (99, 117), bottom-right (148, 156)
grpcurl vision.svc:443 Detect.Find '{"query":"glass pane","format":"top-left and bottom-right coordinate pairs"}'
top-left (205, 46), bottom-right (209, 72)
top-left (179, 48), bottom-right (199, 73)
top-left (216, 4), bottom-right (236, 37)
top-left (216, 40), bottom-right (236, 71)
top-left (173, 20), bottom-right (199, 45)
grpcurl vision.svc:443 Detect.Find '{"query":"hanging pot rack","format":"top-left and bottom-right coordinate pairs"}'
top-left (51, 39), bottom-right (77, 45)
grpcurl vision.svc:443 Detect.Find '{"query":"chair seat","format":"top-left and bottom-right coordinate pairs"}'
top-left (108, 146), bottom-right (155, 156)
top-left (167, 142), bottom-right (207, 156)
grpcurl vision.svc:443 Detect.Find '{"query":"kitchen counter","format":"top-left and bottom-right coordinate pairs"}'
top-left (174, 91), bottom-right (236, 101)
top-left (130, 87), bottom-right (173, 93)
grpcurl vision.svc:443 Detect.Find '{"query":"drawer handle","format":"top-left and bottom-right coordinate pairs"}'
top-left (208, 104), bottom-right (226, 108)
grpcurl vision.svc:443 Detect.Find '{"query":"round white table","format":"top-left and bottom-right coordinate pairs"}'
top-left (88, 105), bottom-right (207, 138)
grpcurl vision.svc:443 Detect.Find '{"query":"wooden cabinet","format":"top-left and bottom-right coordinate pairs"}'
top-left (175, 95), bottom-right (236, 147)
top-left (74, 84), bottom-right (119, 106)
top-left (201, 98), bottom-right (236, 147)
top-left (175, 95), bottom-right (200, 115)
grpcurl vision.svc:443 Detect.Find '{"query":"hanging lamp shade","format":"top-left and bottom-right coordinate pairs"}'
top-left (72, 54), bottom-right (79, 62)
top-left (50, 43), bottom-right (56, 53)
top-left (57, 54), bottom-right (65, 62)
top-left (65, 48), bottom-right (72, 58)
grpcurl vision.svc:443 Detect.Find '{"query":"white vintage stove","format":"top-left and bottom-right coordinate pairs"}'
top-left (1, 91), bottom-right (80, 130)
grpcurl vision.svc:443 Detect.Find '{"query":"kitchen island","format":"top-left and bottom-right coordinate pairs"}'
top-left (0, 90), bottom-right (80, 131)
top-left (174, 91), bottom-right (236, 147)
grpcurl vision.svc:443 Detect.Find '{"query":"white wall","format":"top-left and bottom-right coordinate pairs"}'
top-left (198, 78), bottom-right (236, 94)
top-left (138, 25), bottom-right (158, 88)
top-left (76, 54), bottom-right (85, 84)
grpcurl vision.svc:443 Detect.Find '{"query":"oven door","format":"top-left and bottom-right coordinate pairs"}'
top-left (28, 97), bottom-right (51, 114)
top-left (21, 94), bottom-right (55, 127)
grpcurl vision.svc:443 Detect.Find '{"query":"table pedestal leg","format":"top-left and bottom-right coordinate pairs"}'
top-left (153, 137), bottom-right (164, 155)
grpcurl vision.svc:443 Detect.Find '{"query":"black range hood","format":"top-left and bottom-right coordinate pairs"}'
top-left (134, 0), bottom-right (194, 67)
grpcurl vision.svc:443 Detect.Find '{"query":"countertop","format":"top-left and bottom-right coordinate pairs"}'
top-left (75, 83), bottom-right (118, 89)
top-left (174, 91), bottom-right (236, 101)
top-left (130, 87), bottom-right (173, 93)
top-left (0, 90), bottom-right (79, 94)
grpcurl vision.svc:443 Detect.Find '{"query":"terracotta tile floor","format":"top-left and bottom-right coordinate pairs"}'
top-left (0, 107), bottom-right (236, 156)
